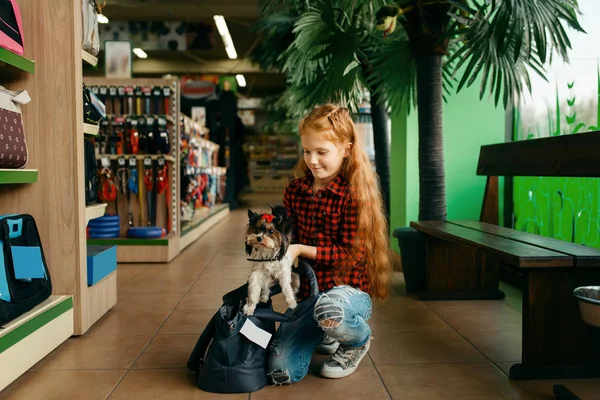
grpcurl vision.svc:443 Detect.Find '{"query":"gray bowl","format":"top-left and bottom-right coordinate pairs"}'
top-left (573, 286), bottom-right (600, 328)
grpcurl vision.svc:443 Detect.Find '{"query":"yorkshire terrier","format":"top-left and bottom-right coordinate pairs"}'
top-left (243, 204), bottom-right (300, 316)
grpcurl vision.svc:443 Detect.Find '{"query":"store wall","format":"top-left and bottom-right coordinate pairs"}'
top-left (390, 83), bottom-right (505, 251)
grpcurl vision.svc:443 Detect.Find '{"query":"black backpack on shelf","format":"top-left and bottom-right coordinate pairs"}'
top-left (84, 137), bottom-right (98, 205)
top-left (0, 214), bottom-right (52, 327)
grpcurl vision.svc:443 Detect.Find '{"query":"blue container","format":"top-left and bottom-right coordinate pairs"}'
top-left (86, 245), bottom-right (117, 286)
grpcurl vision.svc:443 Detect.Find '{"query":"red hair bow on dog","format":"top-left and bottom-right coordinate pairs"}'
top-left (261, 214), bottom-right (274, 223)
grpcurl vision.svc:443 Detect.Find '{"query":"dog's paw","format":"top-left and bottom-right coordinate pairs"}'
top-left (243, 304), bottom-right (256, 316)
top-left (260, 295), bottom-right (269, 303)
top-left (286, 299), bottom-right (298, 310)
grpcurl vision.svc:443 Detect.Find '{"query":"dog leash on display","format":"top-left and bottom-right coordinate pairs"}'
top-left (118, 86), bottom-right (126, 115)
top-left (143, 86), bottom-right (151, 115)
top-left (137, 158), bottom-right (145, 226)
top-left (127, 157), bottom-right (138, 228)
top-left (127, 118), bottom-right (139, 154)
top-left (152, 86), bottom-right (162, 116)
top-left (99, 165), bottom-right (117, 203)
top-left (115, 157), bottom-right (129, 218)
top-left (162, 86), bottom-right (171, 116)
top-left (143, 157), bottom-right (154, 226)
top-left (135, 86), bottom-right (142, 116)
top-left (125, 85), bottom-right (134, 116)
top-left (108, 86), bottom-right (117, 115)
top-left (155, 157), bottom-right (169, 232)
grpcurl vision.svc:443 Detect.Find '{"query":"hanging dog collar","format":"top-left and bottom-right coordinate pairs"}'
top-left (99, 167), bottom-right (117, 202)
top-left (155, 163), bottom-right (168, 194)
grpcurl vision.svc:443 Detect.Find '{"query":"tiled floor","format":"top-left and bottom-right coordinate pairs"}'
top-left (2, 192), bottom-right (600, 399)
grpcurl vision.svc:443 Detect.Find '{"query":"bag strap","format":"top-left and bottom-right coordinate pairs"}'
top-left (187, 311), bottom-right (217, 372)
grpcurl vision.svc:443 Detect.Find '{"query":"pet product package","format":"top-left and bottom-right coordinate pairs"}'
top-left (0, 84), bottom-right (30, 168)
top-left (81, 0), bottom-right (99, 55)
top-left (0, 214), bottom-right (52, 326)
top-left (0, 0), bottom-right (24, 56)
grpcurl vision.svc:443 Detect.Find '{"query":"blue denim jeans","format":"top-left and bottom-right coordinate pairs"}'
top-left (267, 285), bottom-right (373, 384)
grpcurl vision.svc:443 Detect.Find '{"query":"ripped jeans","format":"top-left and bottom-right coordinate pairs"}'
top-left (268, 285), bottom-right (372, 384)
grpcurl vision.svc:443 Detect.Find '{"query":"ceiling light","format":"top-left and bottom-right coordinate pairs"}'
top-left (213, 15), bottom-right (238, 60)
top-left (236, 74), bottom-right (246, 87)
top-left (225, 45), bottom-right (237, 60)
top-left (132, 48), bottom-right (148, 59)
top-left (97, 14), bottom-right (109, 24)
top-left (213, 15), bottom-right (229, 36)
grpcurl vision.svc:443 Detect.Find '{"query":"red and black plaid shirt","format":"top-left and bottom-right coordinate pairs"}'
top-left (284, 175), bottom-right (370, 298)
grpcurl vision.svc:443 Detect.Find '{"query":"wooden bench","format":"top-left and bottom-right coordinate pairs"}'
top-left (410, 130), bottom-right (600, 380)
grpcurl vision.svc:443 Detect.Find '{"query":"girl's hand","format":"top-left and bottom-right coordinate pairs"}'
top-left (287, 244), bottom-right (301, 261)
top-left (287, 244), bottom-right (317, 261)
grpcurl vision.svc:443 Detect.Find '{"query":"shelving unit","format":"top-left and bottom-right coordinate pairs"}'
top-left (81, 49), bottom-right (98, 67)
top-left (85, 203), bottom-right (107, 225)
top-left (0, 47), bottom-right (35, 74)
top-left (0, 169), bottom-right (38, 184)
top-left (0, 295), bottom-right (73, 391)
top-left (83, 77), bottom-right (180, 262)
top-left (0, 0), bottom-right (116, 390)
top-left (245, 134), bottom-right (298, 192)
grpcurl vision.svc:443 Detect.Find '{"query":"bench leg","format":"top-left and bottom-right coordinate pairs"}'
top-left (420, 236), bottom-right (505, 300)
top-left (509, 268), bottom-right (600, 380)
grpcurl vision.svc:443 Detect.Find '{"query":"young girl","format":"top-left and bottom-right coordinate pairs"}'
top-left (268, 104), bottom-right (392, 384)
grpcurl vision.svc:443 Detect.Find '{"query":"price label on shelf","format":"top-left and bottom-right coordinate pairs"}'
top-left (128, 157), bottom-right (137, 167)
top-left (143, 157), bottom-right (153, 167)
top-left (117, 156), bottom-right (126, 167)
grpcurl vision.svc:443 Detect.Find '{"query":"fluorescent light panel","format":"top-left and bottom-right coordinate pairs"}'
top-left (236, 74), bottom-right (246, 87)
top-left (97, 14), bottom-right (109, 24)
top-left (213, 15), bottom-right (237, 60)
top-left (132, 48), bottom-right (147, 59)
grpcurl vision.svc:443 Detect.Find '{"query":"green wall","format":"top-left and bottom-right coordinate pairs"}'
top-left (390, 85), bottom-right (505, 251)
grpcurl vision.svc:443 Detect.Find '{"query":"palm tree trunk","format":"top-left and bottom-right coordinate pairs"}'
top-left (370, 93), bottom-right (391, 224)
top-left (415, 55), bottom-right (446, 221)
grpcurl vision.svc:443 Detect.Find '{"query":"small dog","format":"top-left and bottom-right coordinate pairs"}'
top-left (243, 204), bottom-right (299, 316)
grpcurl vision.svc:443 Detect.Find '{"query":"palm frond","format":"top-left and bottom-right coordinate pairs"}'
top-left (448, 0), bottom-right (582, 107)
top-left (281, 1), bottom-right (386, 115)
top-left (250, 12), bottom-right (299, 71)
top-left (368, 32), bottom-right (416, 114)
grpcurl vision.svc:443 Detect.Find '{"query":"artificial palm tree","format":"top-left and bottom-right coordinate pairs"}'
top-left (253, 0), bottom-right (394, 220)
top-left (372, 0), bottom-right (584, 220)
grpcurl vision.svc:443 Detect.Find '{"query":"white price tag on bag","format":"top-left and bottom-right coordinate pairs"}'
top-left (240, 318), bottom-right (272, 349)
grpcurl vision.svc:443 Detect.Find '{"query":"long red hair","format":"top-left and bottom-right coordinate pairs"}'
top-left (294, 104), bottom-right (392, 301)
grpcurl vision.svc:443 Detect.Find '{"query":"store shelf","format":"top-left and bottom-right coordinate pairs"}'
top-left (87, 233), bottom-right (179, 263)
top-left (85, 203), bottom-right (107, 225)
top-left (180, 204), bottom-right (229, 251)
top-left (0, 48), bottom-right (35, 74)
top-left (85, 271), bottom-right (117, 332)
top-left (83, 123), bottom-right (99, 136)
top-left (97, 154), bottom-right (175, 163)
top-left (0, 169), bottom-right (38, 184)
top-left (0, 295), bottom-right (73, 391)
top-left (81, 49), bottom-right (98, 66)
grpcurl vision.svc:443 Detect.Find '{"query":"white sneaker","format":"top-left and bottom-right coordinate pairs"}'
top-left (315, 335), bottom-right (339, 355)
top-left (320, 337), bottom-right (371, 379)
